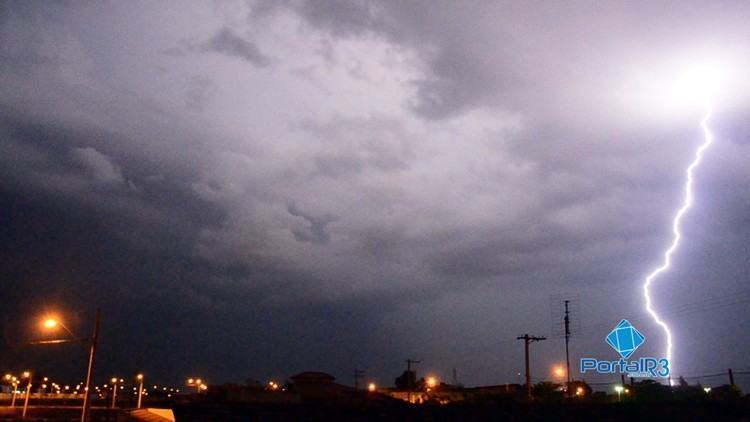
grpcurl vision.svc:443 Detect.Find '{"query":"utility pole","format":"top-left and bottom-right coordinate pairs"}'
top-left (517, 334), bottom-right (546, 400)
top-left (564, 300), bottom-right (572, 385)
top-left (406, 359), bottom-right (420, 403)
top-left (728, 368), bottom-right (735, 387)
top-left (353, 369), bottom-right (365, 390)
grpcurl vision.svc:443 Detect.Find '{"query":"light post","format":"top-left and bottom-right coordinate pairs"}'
top-left (136, 374), bottom-right (144, 409)
top-left (10, 377), bottom-right (19, 408)
top-left (80, 309), bottom-right (101, 422)
top-left (5, 374), bottom-right (18, 408)
top-left (614, 385), bottom-right (624, 402)
top-left (39, 378), bottom-right (47, 406)
top-left (22, 371), bottom-right (32, 419)
top-left (35, 309), bottom-right (101, 422)
top-left (110, 378), bottom-right (119, 409)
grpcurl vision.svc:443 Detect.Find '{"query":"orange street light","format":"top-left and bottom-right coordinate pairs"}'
top-left (367, 382), bottom-right (377, 392)
top-left (553, 365), bottom-right (566, 379)
top-left (187, 378), bottom-right (205, 393)
top-left (426, 376), bottom-right (438, 388)
top-left (31, 309), bottom-right (101, 422)
top-left (38, 316), bottom-right (80, 345)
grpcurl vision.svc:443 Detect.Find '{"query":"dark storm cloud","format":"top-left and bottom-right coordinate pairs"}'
top-left (201, 26), bottom-right (270, 66)
top-left (185, 74), bottom-right (217, 111)
top-left (287, 202), bottom-right (338, 244)
top-left (2, 0), bottom-right (750, 388)
top-left (252, 0), bottom-right (517, 118)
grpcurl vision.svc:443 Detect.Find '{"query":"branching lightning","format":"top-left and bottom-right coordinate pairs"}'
top-left (642, 103), bottom-right (714, 375)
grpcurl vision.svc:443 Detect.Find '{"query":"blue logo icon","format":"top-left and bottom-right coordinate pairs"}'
top-left (581, 318), bottom-right (668, 377)
top-left (605, 319), bottom-right (645, 359)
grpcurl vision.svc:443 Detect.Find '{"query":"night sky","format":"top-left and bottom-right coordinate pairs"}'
top-left (2, 1), bottom-right (750, 389)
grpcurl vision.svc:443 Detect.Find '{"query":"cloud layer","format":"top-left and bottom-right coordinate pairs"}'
top-left (2, 0), bottom-right (750, 386)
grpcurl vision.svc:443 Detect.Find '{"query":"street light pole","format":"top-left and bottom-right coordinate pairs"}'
top-left (10, 381), bottom-right (18, 407)
top-left (22, 373), bottom-right (32, 418)
top-left (81, 309), bottom-right (101, 422)
top-left (110, 378), bottom-right (118, 409)
top-left (136, 374), bottom-right (144, 409)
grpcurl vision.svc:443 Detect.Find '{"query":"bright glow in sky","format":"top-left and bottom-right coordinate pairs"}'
top-left (668, 64), bottom-right (723, 104)
top-left (619, 55), bottom-right (739, 119)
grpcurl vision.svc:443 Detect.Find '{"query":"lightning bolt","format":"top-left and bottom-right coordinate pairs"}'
top-left (642, 103), bottom-right (714, 376)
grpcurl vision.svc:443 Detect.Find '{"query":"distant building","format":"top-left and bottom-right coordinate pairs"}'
top-left (221, 384), bottom-right (301, 404)
top-left (289, 371), bottom-right (353, 402)
top-left (290, 372), bottom-right (337, 387)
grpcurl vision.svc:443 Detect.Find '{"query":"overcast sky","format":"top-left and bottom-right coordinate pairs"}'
top-left (2, 1), bottom-right (750, 388)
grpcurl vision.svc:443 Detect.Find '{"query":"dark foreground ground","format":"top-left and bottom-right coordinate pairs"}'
top-left (2, 402), bottom-right (749, 421)
top-left (173, 401), bottom-right (750, 421)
